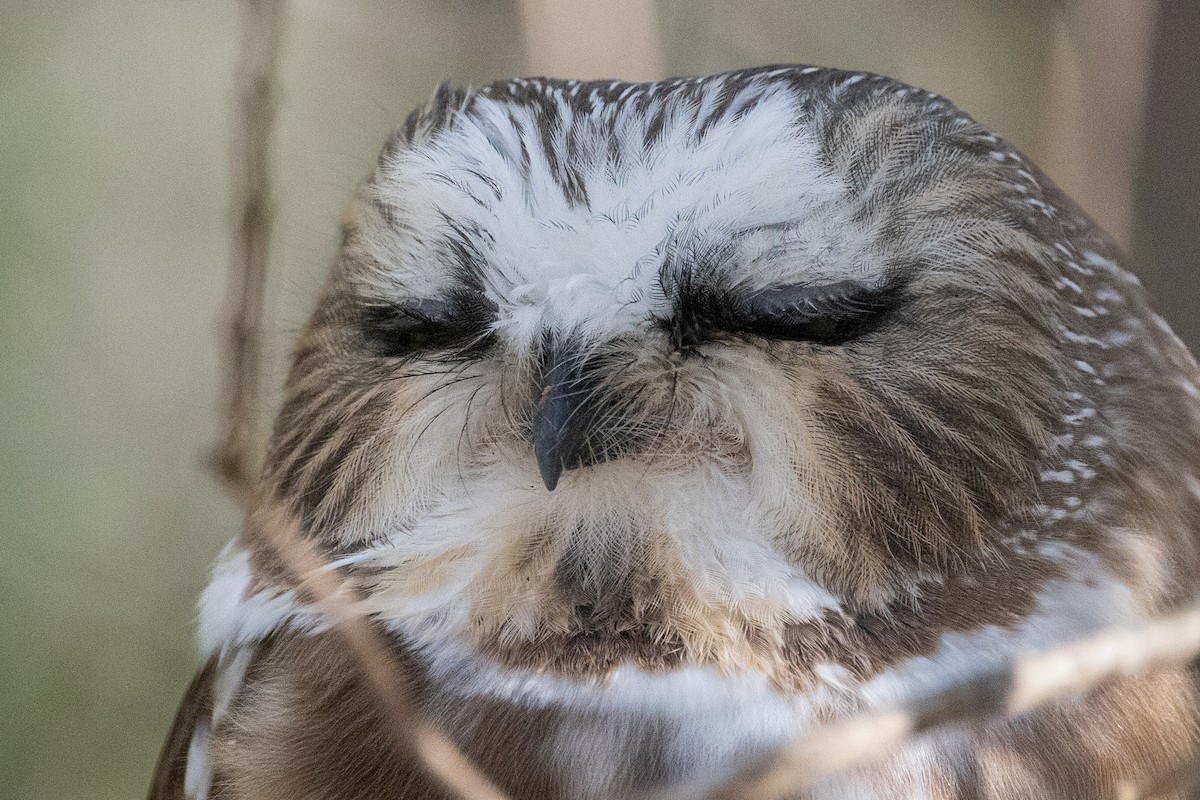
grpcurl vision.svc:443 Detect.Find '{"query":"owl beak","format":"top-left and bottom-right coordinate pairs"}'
top-left (532, 347), bottom-right (594, 491)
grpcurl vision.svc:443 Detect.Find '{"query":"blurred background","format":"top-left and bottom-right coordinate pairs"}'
top-left (1, 1), bottom-right (1196, 797)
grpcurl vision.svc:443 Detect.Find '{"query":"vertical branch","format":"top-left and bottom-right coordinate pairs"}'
top-left (213, 0), bottom-right (287, 504)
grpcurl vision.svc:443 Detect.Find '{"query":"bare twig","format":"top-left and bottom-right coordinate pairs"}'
top-left (212, 0), bottom-right (287, 503)
top-left (249, 498), bottom-right (512, 800)
top-left (704, 605), bottom-right (1200, 800)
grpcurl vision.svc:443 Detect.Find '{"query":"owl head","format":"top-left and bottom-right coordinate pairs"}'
top-left (258, 66), bottom-right (1192, 667)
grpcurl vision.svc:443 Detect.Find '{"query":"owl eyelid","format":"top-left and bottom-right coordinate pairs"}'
top-left (360, 297), bottom-right (493, 357)
top-left (732, 279), bottom-right (899, 345)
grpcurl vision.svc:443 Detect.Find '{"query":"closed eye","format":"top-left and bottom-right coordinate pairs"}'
top-left (733, 279), bottom-right (900, 346)
top-left (361, 296), bottom-right (495, 358)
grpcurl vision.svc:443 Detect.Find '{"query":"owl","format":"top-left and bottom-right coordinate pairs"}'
top-left (150, 66), bottom-right (1200, 799)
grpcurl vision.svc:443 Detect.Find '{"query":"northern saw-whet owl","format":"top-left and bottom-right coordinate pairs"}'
top-left (151, 66), bottom-right (1200, 799)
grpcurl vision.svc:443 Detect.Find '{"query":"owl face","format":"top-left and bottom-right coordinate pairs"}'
top-left (266, 69), bottom-right (1087, 667)
top-left (161, 67), bottom-right (1200, 800)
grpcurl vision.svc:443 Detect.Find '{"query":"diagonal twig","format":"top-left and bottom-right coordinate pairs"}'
top-left (248, 497), bottom-right (512, 800)
top-left (704, 604), bottom-right (1200, 800)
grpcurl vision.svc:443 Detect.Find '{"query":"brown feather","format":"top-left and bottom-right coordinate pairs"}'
top-left (148, 657), bottom-right (217, 800)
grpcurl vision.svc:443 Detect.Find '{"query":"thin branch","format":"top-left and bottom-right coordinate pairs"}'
top-left (248, 498), bottom-right (512, 800)
top-left (703, 604), bottom-right (1200, 800)
top-left (212, 0), bottom-right (287, 503)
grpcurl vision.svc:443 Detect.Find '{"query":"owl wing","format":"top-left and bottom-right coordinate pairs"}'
top-left (147, 658), bottom-right (217, 800)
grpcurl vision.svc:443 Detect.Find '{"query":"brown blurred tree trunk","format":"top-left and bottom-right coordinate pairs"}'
top-left (518, 0), bottom-right (664, 81)
top-left (1038, 0), bottom-right (1157, 251)
top-left (1134, 0), bottom-right (1200, 352)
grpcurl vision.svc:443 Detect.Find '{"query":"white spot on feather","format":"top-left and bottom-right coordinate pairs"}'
top-left (1064, 408), bottom-right (1096, 425)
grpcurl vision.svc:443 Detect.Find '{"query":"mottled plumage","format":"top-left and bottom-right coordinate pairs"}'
top-left (152, 66), bottom-right (1200, 799)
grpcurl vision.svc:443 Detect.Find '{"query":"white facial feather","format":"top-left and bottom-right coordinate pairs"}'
top-left (362, 85), bottom-right (874, 349)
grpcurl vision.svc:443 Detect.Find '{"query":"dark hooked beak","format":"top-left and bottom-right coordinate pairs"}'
top-left (532, 343), bottom-right (599, 491)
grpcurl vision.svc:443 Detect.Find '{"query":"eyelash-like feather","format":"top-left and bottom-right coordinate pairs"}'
top-left (360, 297), bottom-right (495, 358)
top-left (734, 279), bottom-right (900, 346)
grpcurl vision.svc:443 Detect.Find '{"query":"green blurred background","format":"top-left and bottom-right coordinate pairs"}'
top-left (2, 1), bottom-right (1195, 797)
